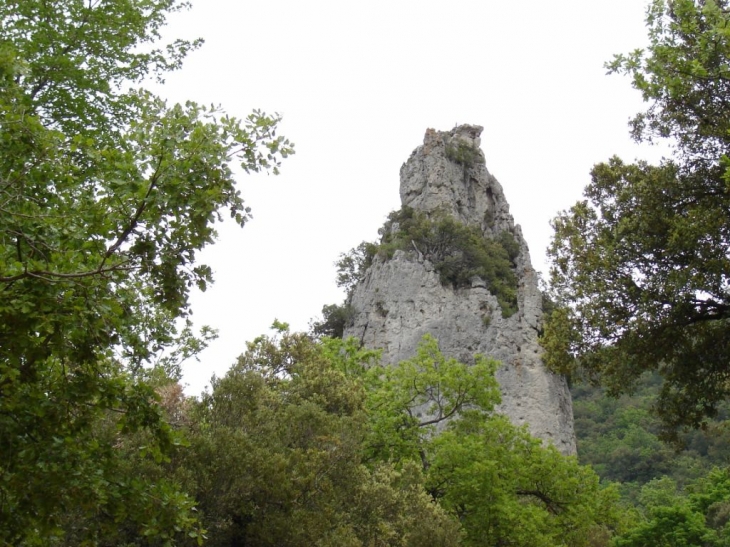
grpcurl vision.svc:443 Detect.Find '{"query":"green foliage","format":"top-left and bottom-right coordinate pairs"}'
top-left (445, 140), bottom-right (480, 168)
top-left (571, 373), bottom-right (730, 498)
top-left (571, 371), bottom-right (730, 547)
top-left (0, 0), bottom-right (291, 543)
top-left (324, 209), bottom-right (520, 336)
top-left (614, 502), bottom-right (718, 547)
top-left (612, 470), bottom-right (730, 547)
top-left (545, 0), bottom-right (730, 438)
top-left (429, 423), bottom-right (624, 547)
top-left (361, 334), bottom-right (502, 465)
top-left (374, 207), bottom-right (519, 317)
top-left (497, 229), bottom-right (521, 263)
top-left (609, 0), bottom-right (730, 160)
top-left (311, 302), bottom-right (355, 339)
top-left (174, 329), bottom-right (624, 546)
top-left (335, 240), bottom-right (378, 298)
top-left (314, 242), bottom-right (377, 339)
top-left (361, 335), bottom-right (624, 547)
top-left (176, 328), bottom-right (461, 546)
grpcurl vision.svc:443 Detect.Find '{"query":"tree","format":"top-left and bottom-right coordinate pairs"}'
top-left (175, 326), bottom-right (462, 547)
top-left (545, 0), bottom-right (730, 439)
top-left (612, 471), bottom-right (730, 547)
top-left (570, 374), bottom-right (730, 494)
top-left (311, 302), bottom-right (355, 339)
top-left (359, 335), bottom-right (624, 547)
top-left (0, 1), bottom-right (292, 543)
top-left (175, 326), bottom-right (623, 546)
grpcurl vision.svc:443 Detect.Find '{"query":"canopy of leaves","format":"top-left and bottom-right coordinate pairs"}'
top-left (613, 470), bottom-right (730, 547)
top-left (545, 0), bottom-right (730, 439)
top-left (572, 373), bottom-right (730, 496)
top-left (360, 335), bottom-right (624, 547)
top-left (175, 328), bottom-right (462, 547)
top-left (179, 327), bottom-right (625, 546)
top-left (0, 0), bottom-right (291, 543)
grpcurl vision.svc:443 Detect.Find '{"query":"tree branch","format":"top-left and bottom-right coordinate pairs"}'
top-left (100, 148), bottom-right (166, 268)
top-left (515, 489), bottom-right (566, 514)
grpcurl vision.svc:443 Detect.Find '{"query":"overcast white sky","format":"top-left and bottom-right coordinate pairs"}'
top-left (157, 0), bottom-right (667, 395)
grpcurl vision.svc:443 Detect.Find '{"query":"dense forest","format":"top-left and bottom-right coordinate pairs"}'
top-left (572, 378), bottom-right (730, 545)
top-left (3, 0), bottom-right (730, 545)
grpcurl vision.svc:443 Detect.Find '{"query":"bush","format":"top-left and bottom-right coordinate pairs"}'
top-left (445, 141), bottom-right (480, 168)
top-left (370, 208), bottom-right (519, 317)
top-left (497, 230), bottom-right (521, 263)
top-left (312, 303), bottom-right (355, 339)
top-left (335, 241), bottom-right (378, 298)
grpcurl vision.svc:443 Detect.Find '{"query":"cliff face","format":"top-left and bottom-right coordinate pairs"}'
top-left (344, 125), bottom-right (576, 455)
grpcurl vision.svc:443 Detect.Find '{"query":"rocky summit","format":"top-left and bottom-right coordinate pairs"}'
top-left (343, 124), bottom-right (576, 455)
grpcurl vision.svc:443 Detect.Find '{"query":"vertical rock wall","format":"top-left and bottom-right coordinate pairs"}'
top-left (343, 125), bottom-right (576, 455)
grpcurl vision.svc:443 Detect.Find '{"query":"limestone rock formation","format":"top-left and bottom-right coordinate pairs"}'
top-left (344, 124), bottom-right (576, 455)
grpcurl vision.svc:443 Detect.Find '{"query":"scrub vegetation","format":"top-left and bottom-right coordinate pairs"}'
top-left (313, 206), bottom-right (521, 339)
top-left (332, 207), bottom-right (520, 318)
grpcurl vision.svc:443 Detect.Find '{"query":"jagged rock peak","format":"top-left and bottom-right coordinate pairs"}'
top-left (344, 125), bottom-right (577, 455)
top-left (400, 124), bottom-right (514, 237)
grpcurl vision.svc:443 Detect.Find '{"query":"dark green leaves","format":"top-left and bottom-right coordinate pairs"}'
top-left (546, 0), bottom-right (730, 439)
top-left (177, 329), bottom-right (460, 547)
top-left (361, 207), bottom-right (519, 317)
top-left (0, 0), bottom-right (292, 542)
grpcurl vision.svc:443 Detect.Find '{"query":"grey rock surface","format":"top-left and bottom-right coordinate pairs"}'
top-left (344, 125), bottom-right (576, 455)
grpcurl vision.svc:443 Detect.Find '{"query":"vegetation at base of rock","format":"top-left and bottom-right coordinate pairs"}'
top-left (544, 0), bottom-right (730, 440)
top-left (445, 140), bottom-right (480, 168)
top-left (0, 0), bottom-right (291, 543)
top-left (169, 326), bottom-right (625, 546)
top-left (337, 207), bottom-right (519, 318)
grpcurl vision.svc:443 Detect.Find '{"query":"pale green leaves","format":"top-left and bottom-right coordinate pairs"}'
top-left (363, 334), bottom-right (501, 463)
